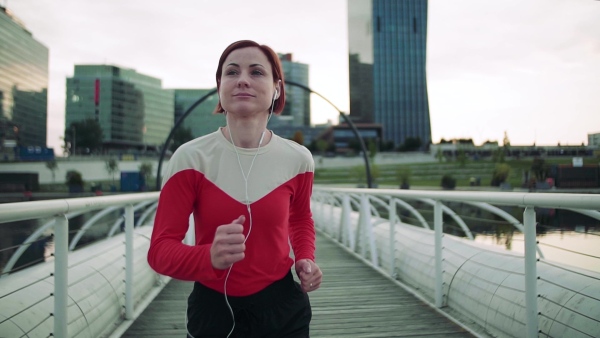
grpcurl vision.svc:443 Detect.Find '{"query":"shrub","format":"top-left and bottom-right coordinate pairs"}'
top-left (65, 170), bottom-right (84, 193)
top-left (441, 174), bottom-right (456, 190)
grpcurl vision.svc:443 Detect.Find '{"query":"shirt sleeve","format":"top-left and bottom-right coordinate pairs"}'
top-left (147, 166), bottom-right (225, 282)
top-left (288, 161), bottom-right (316, 263)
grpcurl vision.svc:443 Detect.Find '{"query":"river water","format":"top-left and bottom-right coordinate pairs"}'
top-left (474, 228), bottom-right (600, 273)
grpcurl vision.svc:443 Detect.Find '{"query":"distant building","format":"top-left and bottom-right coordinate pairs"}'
top-left (272, 53), bottom-right (311, 127)
top-left (172, 89), bottom-right (222, 139)
top-left (348, 0), bottom-right (431, 148)
top-left (317, 123), bottom-right (383, 154)
top-left (588, 132), bottom-right (600, 148)
top-left (270, 125), bottom-right (328, 146)
top-left (65, 65), bottom-right (173, 152)
top-left (0, 6), bottom-right (48, 149)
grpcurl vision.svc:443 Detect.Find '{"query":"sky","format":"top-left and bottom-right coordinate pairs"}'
top-left (5, 0), bottom-right (600, 153)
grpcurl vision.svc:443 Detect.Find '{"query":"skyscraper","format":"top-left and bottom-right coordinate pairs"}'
top-left (272, 53), bottom-right (311, 127)
top-left (0, 6), bottom-right (48, 149)
top-left (173, 89), bottom-right (222, 138)
top-left (348, 0), bottom-right (431, 148)
top-left (65, 65), bottom-right (173, 152)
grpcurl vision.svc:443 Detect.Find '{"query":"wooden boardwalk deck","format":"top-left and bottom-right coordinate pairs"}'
top-left (121, 233), bottom-right (474, 337)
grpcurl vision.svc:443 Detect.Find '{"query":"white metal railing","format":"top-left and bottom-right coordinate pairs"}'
top-left (311, 187), bottom-right (600, 338)
top-left (0, 192), bottom-right (160, 338)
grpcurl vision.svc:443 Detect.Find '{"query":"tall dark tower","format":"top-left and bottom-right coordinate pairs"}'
top-left (348, 0), bottom-right (431, 148)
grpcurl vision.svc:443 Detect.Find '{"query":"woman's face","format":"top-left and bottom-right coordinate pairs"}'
top-left (219, 47), bottom-right (277, 116)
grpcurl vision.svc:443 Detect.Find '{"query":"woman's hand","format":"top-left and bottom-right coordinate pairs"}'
top-left (210, 216), bottom-right (246, 270)
top-left (295, 259), bottom-right (322, 292)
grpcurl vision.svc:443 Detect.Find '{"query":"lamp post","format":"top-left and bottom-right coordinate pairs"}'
top-left (71, 125), bottom-right (76, 156)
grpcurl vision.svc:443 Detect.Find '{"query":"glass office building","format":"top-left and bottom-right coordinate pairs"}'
top-left (0, 6), bottom-right (48, 149)
top-left (271, 53), bottom-right (311, 127)
top-left (173, 89), bottom-right (222, 139)
top-left (348, 0), bottom-right (431, 148)
top-left (66, 65), bottom-right (173, 151)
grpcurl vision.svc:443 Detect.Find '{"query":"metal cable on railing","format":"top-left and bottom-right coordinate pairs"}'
top-left (539, 295), bottom-right (600, 321)
top-left (539, 261), bottom-right (600, 281)
top-left (443, 246), bottom-right (527, 275)
top-left (3, 256), bottom-right (47, 276)
top-left (0, 294), bottom-right (52, 325)
top-left (538, 312), bottom-right (596, 338)
top-left (538, 277), bottom-right (600, 302)
top-left (17, 313), bottom-right (52, 338)
top-left (0, 275), bottom-right (51, 299)
top-left (537, 241), bottom-right (600, 259)
top-left (67, 255), bottom-right (122, 287)
top-left (450, 266), bottom-right (527, 295)
top-left (0, 234), bottom-right (53, 254)
top-left (66, 242), bottom-right (122, 271)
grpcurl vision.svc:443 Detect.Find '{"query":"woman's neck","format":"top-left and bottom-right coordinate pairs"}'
top-left (223, 114), bottom-right (270, 148)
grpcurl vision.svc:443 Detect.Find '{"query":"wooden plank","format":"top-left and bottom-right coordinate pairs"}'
top-left (122, 233), bottom-right (474, 337)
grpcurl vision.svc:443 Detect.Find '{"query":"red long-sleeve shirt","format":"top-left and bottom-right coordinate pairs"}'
top-left (148, 130), bottom-right (315, 296)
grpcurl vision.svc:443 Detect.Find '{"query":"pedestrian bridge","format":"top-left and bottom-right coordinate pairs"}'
top-left (0, 187), bottom-right (599, 338)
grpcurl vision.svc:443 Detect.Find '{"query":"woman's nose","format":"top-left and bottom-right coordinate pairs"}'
top-left (237, 72), bottom-right (250, 87)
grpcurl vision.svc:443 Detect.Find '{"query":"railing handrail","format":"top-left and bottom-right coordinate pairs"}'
top-left (314, 187), bottom-right (600, 210)
top-left (0, 192), bottom-right (160, 224)
top-left (0, 192), bottom-right (162, 338)
top-left (311, 186), bottom-right (600, 338)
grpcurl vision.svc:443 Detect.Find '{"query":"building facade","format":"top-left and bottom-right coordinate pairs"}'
top-left (588, 132), bottom-right (600, 148)
top-left (271, 53), bottom-right (311, 127)
top-left (173, 88), bottom-right (222, 139)
top-left (66, 65), bottom-right (173, 152)
top-left (0, 6), bottom-right (48, 150)
top-left (348, 0), bottom-right (431, 148)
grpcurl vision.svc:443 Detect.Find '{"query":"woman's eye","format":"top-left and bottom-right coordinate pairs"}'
top-left (226, 70), bottom-right (238, 75)
top-left (251, 70), bottom-right (264, 75)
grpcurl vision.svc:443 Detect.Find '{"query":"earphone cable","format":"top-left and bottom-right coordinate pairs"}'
top-left (222, 94), bottom-right (276, 338)
top-left (223, 126), bottom-right (263, 338)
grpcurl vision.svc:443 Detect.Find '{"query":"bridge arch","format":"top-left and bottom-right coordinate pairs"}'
top-left (155, 82), bottom-right (373, 190)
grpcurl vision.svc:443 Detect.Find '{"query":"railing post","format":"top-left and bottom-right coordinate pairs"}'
top-left (53, 215), bottom-right (68, 338)
top-left (341, 194), bottom-right (354, 249)
top-left (434, 200), bottom-right (443, 308)
top-left (388, 199), bottom-right (397, 277)
top-left (329, 196), bottom-right (335, 236)
top-left (359, 194), bottom-right (370, 259)
top-left (125, 204), bottom-right (134, 319)
top-left (523, 207), bottom-right (538, 338)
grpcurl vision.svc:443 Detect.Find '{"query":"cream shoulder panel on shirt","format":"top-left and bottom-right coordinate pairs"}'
top-left (162, 129), bottom-right (314, 204)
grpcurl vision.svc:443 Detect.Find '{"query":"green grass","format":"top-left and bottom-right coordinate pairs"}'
top-left (314, 157), bottom-right (598, 189)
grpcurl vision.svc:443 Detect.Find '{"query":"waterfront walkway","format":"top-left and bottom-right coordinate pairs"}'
top-left (121, 233), bottom-right (474, 338)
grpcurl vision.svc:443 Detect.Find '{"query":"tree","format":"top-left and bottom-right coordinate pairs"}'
top-left (45, 160), bottom-right (58, 182)
top-left (531, 157), bottom-right (549, 181)
top-left (292, 131), bottom-right (304, 145)
top-left (367, 139), bottom-right (377, 161)
top-left (139, 162), bottom-right (153, 190)
top-left (456, 149), bottom-right (468, 168)
top-left (441, 174), bottom-right (456, 190)
top-left (435, 149), bottom-right (445, 163)
top-left (502, 131), bottom-right (511, 147)
top-left (316, 139), bottom-right (329, 156)
top-left (352, 164), bottom-right (380, 186)
top-left (492, 147), bottom-right (505, 163)
top-left (105, 158), bottom-right (119, 186)
top-left (170, 126), bottom-right (194, 152)
top-left (64, 119), bottom-right (103, 155)
top-left (396, 167), bottom-right (411, 189)
top-left (491, 163), bottom-right (511, 186)
top-left (66, 170), bottom-right (84, 193)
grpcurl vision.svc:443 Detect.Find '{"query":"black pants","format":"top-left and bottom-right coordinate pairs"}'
top-left (186, 271), bottom-right (311, 338)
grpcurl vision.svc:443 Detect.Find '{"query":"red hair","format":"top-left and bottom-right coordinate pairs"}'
top-left (213, 40), bottom-right (286, 115)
